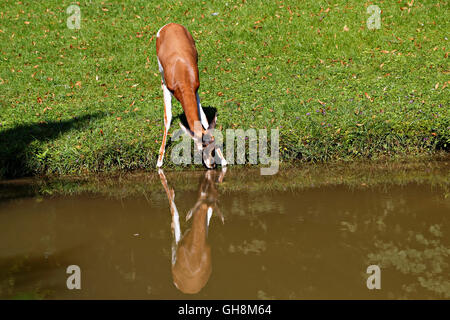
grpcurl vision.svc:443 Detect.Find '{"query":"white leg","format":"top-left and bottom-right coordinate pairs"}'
top-left (157, 82), bottom-right (172, 167)
top-left (171, 199), bottom-right (181, 245)
top-left (158, 168), bottom-right (181, 265)
top-left (216, 148), bottom-right (228, 167)
top-left (157, 57), bottom-right (164, 78)
top-left (206, 207), bottom-right (213, 228)
top-left (196, 92), bottom-right (209, 130)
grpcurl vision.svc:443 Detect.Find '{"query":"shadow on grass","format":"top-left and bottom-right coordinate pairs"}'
top-left (173, 105), bottom-right (217, 129)
top-left (0, 112), bottom-right (104, 179)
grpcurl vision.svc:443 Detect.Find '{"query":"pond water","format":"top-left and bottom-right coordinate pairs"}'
top-left (0, 162), bottom-right (449, 299)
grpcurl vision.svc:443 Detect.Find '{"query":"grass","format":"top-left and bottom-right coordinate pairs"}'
top-left (0, 0), bottom-right (448, 178)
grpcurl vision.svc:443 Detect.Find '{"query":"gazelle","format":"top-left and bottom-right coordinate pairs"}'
top-left (159, 168), bottom-right (226, 294)
top-left (155, 23), bottom-right (227, 169)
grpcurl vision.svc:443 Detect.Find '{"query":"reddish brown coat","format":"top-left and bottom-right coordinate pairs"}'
top-left (156, 23), bottom-right (201, 132)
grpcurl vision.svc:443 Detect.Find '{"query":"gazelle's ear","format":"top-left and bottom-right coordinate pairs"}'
top-left (208, 113), bottom-right (218, 130)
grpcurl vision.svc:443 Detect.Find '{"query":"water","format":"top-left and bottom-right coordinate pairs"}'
top-left (0, 162), bottom-right (449, 299)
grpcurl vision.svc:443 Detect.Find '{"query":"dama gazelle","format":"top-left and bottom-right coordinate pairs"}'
top-left (156, 23), bottom-right (227, 168)
top-left (158, 168), bottom-right (226, 294)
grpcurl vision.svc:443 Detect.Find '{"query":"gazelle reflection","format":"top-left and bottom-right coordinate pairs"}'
top-left (158, 168), bottom-right (226, 294)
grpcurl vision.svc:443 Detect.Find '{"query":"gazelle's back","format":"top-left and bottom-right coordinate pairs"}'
top-left (156, 23), bottom-right (199, 91)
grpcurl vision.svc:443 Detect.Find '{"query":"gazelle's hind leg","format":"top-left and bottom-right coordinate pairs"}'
top-left (196, 92), bottom-right (209, 130)
top-left (157, 81), bottom-right (173, 168)
top-left (158, 169), bottom-right (181, 265)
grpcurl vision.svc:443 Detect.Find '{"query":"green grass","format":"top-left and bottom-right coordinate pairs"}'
top-left (0, 0), bottom-right (448, 178)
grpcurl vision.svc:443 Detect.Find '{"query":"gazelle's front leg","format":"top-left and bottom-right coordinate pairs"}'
top-left (196, 92), bottom-right (228, 167)
top-left (157, 82), bottom-right (173, 168)
top-left (196, 92), bottom-right (209, 130)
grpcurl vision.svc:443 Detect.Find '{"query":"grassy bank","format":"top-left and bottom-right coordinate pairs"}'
top-left (0, 0), bottom-right (448, 178)
top-left (1, 160), bottom-right (448, 200)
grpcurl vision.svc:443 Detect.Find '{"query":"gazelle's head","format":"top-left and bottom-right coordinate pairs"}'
top-left (180, 114), bottom-right (218, 169)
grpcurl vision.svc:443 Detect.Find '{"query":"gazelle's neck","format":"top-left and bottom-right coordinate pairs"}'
top-left (176, 89), bottom-right (203, 133)
top-left (184, 204), bottom-right (210, 250)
